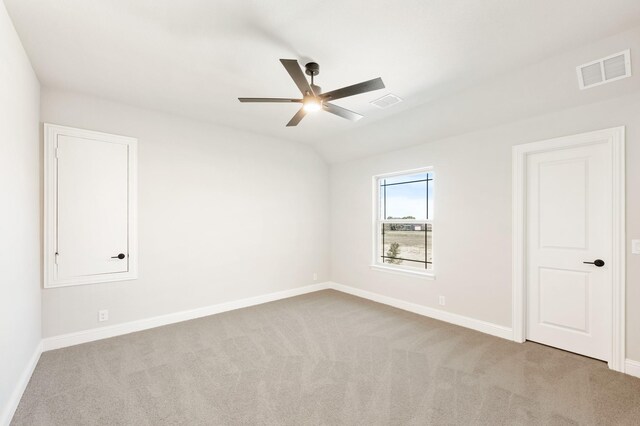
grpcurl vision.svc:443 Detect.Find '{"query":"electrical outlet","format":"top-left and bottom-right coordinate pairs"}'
top-left (438, 296), bottom-right (445, 306)
top-left (632, 240), bottom-right (640, 255)
top-left (313, 273), bottom-right (318, 281)
top-left (98, 309), bottom-right (109, 322)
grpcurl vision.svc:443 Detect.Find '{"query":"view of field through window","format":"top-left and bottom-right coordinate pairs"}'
top-left (378, 171), bottom-right (433, 271)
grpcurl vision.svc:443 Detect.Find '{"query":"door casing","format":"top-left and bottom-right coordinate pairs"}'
top-left (44, 123), bottom-right (138, 288)
top-left (512, 126), bottom-right (625, 372)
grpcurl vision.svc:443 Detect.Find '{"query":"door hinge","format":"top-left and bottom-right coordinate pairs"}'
top-left (54, 252), bottom-right (59, 265)
top-left (55, 147), bottom-right (60, 159)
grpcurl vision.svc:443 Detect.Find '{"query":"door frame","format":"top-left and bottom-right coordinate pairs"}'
top-left (44, 123), bottom-right (138, 288)
top-left (512, 126), bottom-right (626, 372)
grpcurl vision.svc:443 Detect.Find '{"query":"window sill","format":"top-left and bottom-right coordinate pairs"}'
top-left (370, 264), bottom-right (436, 280)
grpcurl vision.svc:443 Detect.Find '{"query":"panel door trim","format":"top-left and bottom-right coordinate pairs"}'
top-left (512, 126), bottom-right (625, 372)
top-left (44, 123), bottom-right (138, 288)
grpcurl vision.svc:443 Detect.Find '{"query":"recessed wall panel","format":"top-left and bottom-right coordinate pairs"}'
top-left (539, 268), bottom-right (589, 333)
top-left (538, 159), bottom-right (588, 249)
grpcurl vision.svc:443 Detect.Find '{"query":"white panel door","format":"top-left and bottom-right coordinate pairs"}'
top-left (56, 135), bottom-right (130, 280)
top-left (526, 141), bottom-right (612, 361)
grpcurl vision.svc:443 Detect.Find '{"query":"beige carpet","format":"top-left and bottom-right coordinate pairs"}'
top-left (11, 289), bottom-right (640, 425)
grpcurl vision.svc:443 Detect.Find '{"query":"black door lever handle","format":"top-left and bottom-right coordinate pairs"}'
top-left (583, 259), bottom-right (605, 267)
top-left (111, 253), bottom-right (126, 260)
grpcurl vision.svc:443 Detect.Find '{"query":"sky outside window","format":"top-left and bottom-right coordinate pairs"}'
top-left (380, 172), bottom-right (433, 220)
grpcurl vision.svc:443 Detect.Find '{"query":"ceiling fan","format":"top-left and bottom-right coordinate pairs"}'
top-left (239, 59), bottom-right (385, 127)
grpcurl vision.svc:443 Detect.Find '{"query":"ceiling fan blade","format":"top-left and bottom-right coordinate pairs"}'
top-left (286, 107), bottom-right (307, 127)
top-left (323, 103), bottom-right (363, 121)
top-left (280, 59), bottom-right (315, 96)
top-left (238, 97), bottom-right (301, 103)
top-left (320, 77), bottom-right (385, 101)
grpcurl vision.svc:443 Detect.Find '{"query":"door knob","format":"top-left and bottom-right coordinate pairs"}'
top-left (583, 259), bottom-right (605, 267)
top-left (111, 253), bottom-right (126, 260)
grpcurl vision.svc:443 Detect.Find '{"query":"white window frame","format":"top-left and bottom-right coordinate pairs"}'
top-left (371, 167), bottom-right (435, 279)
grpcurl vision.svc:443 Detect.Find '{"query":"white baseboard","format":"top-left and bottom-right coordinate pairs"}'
top-left (37, 280), bottom-right (637, 375)
top-left (625, 359), bottom-right (640, 379)
top-left (42, 281), bottom-right (515, 352)
top-left (326, 282), bottom-right (513, 340)
top-left (42, 282), bottom-right (330, 351)
top-left (1, 341), bottom-right (42, 426)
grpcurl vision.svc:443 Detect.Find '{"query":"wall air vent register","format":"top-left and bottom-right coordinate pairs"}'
top-left (577, 49), bottom-right (631, 90)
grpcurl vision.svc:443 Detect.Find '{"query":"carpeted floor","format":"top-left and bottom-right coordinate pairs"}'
top-left (11, 289), bottom-right (640, 425)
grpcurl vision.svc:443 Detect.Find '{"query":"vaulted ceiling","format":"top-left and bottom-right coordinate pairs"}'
top-left (5, 0), bottom-right (640, 162)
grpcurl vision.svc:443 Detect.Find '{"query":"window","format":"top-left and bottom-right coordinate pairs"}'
top-left (373, 168), bottom-right (433, 276)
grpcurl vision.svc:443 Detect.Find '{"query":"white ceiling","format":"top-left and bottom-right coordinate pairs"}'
top-left (5, 0), bottom-right (640, 161)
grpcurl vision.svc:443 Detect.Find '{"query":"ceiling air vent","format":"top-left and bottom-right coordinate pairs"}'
top-left (370, 94), bottom-right (403, 109)
top-left (577, 49), bottom-right (631, 90)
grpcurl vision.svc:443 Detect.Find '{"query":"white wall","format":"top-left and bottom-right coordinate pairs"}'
top-left (0, 2), bottom-right (41, 424)
top-left (40, 88), bottom-right (330, 338)
top-left (330, 92), bottom-right (640, 359)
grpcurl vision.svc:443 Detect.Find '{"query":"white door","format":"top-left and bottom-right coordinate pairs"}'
top-left (526, 140), bottom-right (612, 361)
top-left (56, 134), bottom-right (130, 280)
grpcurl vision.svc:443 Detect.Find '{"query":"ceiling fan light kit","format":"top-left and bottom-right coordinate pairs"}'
top-left (303, 98), bottom-right (322, 112)
top-left (238, 59), bottom-right (385, 127)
